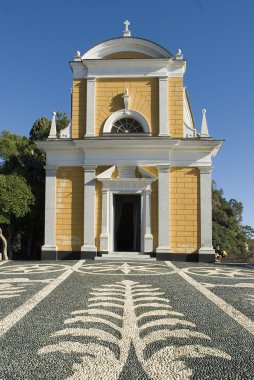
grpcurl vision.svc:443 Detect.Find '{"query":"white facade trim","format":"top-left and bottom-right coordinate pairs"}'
top-left (103, 109), bottom-right (150, 134)
top-left (37, 138), bottom-right (222, 153)
top-left (100, 189), bottom-right (110, 252)
top-left (198, 166), bottom-right (215, 255)
top-left (159, 76), bottom-right (169, 136)
top-left (48, 112), bottom-right (57, 139)
top-left (183, 88), bottom-right (196, 138)
top-left (143, 189), bottom-right (153, 252)
top-left (70, 59), bottom-right (186, 79)
top-left (156, 165), bottom-right (173, 253)
top-left (81, 37), bottom-right (172, 59)
top-left (85, 77), bottom-right (96, 137)
top-left (60, 123), bottom-right (72, 139)
top-left (37, 139), bottom-right (222, 168)
top-left (42, 165), bottom-right (57, 252)
top-left (81, 165), bottom-right (97, 252)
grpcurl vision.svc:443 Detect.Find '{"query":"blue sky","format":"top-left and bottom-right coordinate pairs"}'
top-left (0, 0), bottom-right (253, 227)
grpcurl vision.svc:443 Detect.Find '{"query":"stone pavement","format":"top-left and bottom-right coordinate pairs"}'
top-left (0, 260), bottom-right (253, 379)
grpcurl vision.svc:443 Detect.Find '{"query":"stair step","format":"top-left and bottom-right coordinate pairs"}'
top-left (95, 252), bottom-right (156, 261)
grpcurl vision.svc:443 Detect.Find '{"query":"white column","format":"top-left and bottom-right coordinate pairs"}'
top-left (143, 188), bottom-right (153, 252)
top-left (198, 166), bottom-right (215, 254)
top-left (100, 187), bottom-right (110, 253)
top-left (159, 76), bottom-right (169, 136)
top-left (85, 77), bottom-right (96, 137)
top-left (156, 165), bottom-right (173, 253)
top-left (81, 165), bottom-right (97, 253)
top-left (42, 165), bottom-right (57, 252)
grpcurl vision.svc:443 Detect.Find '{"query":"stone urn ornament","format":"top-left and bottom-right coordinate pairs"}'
top-left (0, 228), bottom-right (8, 260)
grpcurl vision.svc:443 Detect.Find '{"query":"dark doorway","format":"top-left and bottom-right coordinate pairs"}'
top-left (114, 195), bottom-right (141, 252)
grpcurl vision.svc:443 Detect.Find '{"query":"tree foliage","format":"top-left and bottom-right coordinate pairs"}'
top-left (0, 174), bottom-right (34, 224)
top-left (212, 182), bottom-right (254, 255)
top-left (0, 111), bottom-right (70, 258)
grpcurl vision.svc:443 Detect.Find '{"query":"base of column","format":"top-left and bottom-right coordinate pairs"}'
top-left (81, 245), bottom-right (97, 252)
top-left (144, 234), bottom-right (153, 253)
top-left (42, 245), bottom-right (57, 251)
top-left (156, 246), bottom-right (173, 254)
top-left (100, 234), bottom-right (109, 252)
top-left (198, 247), bottom-right (215, 254)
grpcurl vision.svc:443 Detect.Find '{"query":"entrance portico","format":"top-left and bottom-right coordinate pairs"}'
top-left (97, 166), bottom-right (156, 255)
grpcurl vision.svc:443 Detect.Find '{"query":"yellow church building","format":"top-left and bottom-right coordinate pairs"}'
top-left (37, 21), bottom-right (223, 262)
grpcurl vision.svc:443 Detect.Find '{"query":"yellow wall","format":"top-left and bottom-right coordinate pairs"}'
top-left (104, 52), bottom-right (151, 59)
top-left (56, 167), bottom-right (84, 251)
top-left (168, 78), bottom-right (184, 137)
top-left (142, 166), bottom-right (158, 251)
top-left (170, 167), bottom-right (200, 253)
top-left (72, 79), bottom-right (87, 138)
top-left (95, 78), bottom-right (159, 136)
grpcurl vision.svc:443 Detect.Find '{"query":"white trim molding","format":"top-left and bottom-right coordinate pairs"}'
top-left (198, 166), bottom-right (215, 255)
top-left (156, 165), bottom-right (173, 254)
top-left (81, 37), bottom-right (172, 59)
top-left (159, 76), bottom-right (169, 136)
top-left (85, 77), bottom-right (96, 137)
top-left (103, 109), bottom-right (151, 134)
top-left (42, 165), bottom-right (58, 252)
top-left (81, 165), bottom-right (97, 253)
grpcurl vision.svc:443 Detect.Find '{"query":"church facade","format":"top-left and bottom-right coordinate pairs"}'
top-left (37, 22), bottom-right (223, 262)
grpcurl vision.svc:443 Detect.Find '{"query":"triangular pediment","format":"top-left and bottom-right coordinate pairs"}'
top-left (96, 165), bottom-right (157, 181)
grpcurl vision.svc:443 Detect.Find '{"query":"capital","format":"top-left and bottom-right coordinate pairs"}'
top-left (199, 166), bottom-right (212, 174)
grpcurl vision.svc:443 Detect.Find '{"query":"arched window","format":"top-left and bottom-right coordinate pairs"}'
top-left (111, 118), bottom-right (144, 133)
top-left (103, 109), bottom-right (150, 134)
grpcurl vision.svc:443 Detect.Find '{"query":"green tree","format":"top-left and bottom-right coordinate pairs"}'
top-left (0, 130), bottom-right (45, 258)
top-left (0, 111), bottom-right (70, 259)
top-left (0, 174), bottom-right (34, 257)
top-left (212, 182), bottom-right (254, 255)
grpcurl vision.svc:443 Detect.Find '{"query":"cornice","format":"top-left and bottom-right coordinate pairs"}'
top-left (69, 59), bottom-right (186, 78)
top-left (36, 138), bottom-right (223, 156)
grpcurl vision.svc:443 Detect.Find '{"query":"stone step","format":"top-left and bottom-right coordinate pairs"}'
top-left (95, 252), bottom-right (156, 261)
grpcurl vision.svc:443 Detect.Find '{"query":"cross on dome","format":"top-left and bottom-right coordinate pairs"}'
top-left (123, 20), bottom-right (131, 37)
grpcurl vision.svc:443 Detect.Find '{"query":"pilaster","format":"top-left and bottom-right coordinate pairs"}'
top-left (100, 188), bottom-right (110, 253)
top-left (143, 188), bottom-right (153, 252)
top-left (198, 166), bottom-right (215, 255)
top-left (156, 165), bottom-right (173, 253)
top-left (159, 76), bottom-right (169, 136)
top-left (42, 165), bottom-right (57, 253)
top-left (85, 77), bottom-right (96, 137)
top-left (81, 165), bottom-right (97, 253)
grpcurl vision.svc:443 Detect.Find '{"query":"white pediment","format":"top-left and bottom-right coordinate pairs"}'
top-left (96, 165), bottom-right (157, 182)
top-left (81, 37), bottom-right (172, 59)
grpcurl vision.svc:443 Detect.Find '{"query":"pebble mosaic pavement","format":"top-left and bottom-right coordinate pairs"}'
top-left (0, 260), bottom-right (253, 379)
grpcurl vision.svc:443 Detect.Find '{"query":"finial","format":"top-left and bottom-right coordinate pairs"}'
top-left (123, 20), bottom-right (131, 37)
top-left (200, 108), bottom-right (210, 138)
top-left (176, 48), bottom-right (183, 60)
top-left (74, 50), bottom-right (81, 61)
top-left (48, 111), bottom-right (57, 139)
top-left (123, 88), bottom-right (130, 114)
